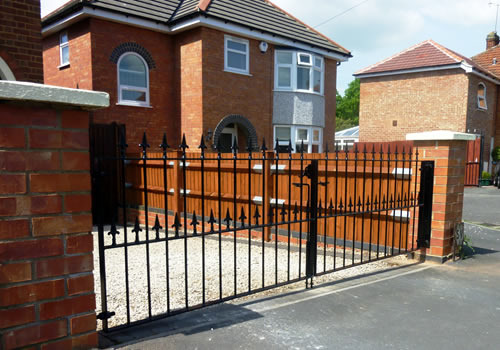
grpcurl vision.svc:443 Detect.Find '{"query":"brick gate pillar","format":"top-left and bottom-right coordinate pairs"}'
top-left (406, 131), bottom-right (475, 263)
top-left (0, 81), bottom-right (108, 349)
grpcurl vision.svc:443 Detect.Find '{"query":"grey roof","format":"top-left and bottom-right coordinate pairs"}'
top-left (43, 0), bottom-right (350, 57)
top-left (335, 126), bottom-right (359, 138)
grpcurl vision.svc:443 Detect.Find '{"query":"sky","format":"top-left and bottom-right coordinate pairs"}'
top-left (41, 0), bottom-right (499, 94)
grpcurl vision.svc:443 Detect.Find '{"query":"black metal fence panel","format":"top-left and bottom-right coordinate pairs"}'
top-left (94, 132), bottom-right (429, 332)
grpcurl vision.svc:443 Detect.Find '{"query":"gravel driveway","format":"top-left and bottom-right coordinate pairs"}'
top-left (93, 225), bottom-right (409, 330)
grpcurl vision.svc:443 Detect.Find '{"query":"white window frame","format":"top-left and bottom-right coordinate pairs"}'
top-left (59, 31), bottom-right (69, 67)
top-left (313, 57), bottom-right (324, 93)
top-left (0, 56), bottom-right (15, 80)
top-left (274, 50), bottom-right (324, 95)
top-left (477, 82), bottom-right (487, 110)
top-left (117, 52), bottom-right (150, 107)
top-left (224, 35), bottom-right (250, 75)
top-left (297, 52), bottom-right (313, 66)
top-left (273, 125), bottom-right (323, 153)
top-left (276, 52), bottom-right (293, 90)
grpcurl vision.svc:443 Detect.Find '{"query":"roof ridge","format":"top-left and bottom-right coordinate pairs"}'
top-left (263, 0), bottom-right (350, 55)
top-left (427, 40), bottom-right (462, 63)
top-left (355, 40), bottom-right (434, 75)
top-left (198, 0), bottom-right (212, 11)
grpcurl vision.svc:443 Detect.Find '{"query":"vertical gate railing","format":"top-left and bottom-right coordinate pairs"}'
top-left (94, 133), bottom-right (432, 332)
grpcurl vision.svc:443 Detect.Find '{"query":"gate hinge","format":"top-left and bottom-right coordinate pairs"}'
top-left (97, 311), bottom-right (116, 320)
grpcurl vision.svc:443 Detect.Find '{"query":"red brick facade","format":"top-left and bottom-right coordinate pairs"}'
top-left (43, 19), bottom-right (338, 149)
top-left (0, 0), bottom-right (43, 83)
top-left (0, 103), bottom-right (97, 349)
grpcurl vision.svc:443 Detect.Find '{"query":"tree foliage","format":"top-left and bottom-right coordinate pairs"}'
top-left (336, 78), bottom-right (360, 131)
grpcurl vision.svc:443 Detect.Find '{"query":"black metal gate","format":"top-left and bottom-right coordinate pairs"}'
top-left (94, 132), bottom-right (433, 332)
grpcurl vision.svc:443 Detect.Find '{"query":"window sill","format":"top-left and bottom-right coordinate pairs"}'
top-left (476, 107), bottom-right (487, 111)
top-left (273, 89), bottom-right (324, 97)
top-left (116, 102), bottom-right (152, 108)
top-left (223, 69), bottom-right (252, 77)
top-left (58, 63), bottom-right (70, 70)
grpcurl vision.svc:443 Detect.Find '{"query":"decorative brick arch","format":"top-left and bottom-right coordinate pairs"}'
top-left (109, 42), bottom-right (156, 69)
top-left (213, 114), bottom-right (259, 151)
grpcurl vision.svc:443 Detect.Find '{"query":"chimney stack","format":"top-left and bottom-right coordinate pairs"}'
top-left (487, 31), bottom-right (500, 49)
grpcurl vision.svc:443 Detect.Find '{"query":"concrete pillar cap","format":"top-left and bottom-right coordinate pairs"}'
top-left (406, 130), bottom-right (476, 141)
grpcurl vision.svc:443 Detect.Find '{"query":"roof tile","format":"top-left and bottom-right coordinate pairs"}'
top-left (43, 0), bottom-right (350, 57)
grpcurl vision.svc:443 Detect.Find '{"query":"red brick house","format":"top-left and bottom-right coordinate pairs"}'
top-left (41, 0), bottom-right (351, 151)
top-left (354, 38), bottom-right (500, 172)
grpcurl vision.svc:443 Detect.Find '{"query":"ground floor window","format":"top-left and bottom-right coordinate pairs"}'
top-left (274, 125), bottom-right (323, 153)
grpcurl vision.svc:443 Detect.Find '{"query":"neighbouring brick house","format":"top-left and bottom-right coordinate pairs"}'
top-left (354, 38), bottom-right (500, 172)
top-left (41, 0), bottom-right (351, 152)
top-left (0, 0), bottom-right (44, 82)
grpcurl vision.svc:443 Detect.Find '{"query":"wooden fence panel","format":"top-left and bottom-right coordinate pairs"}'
top-left (121, 148), bottom-right (417, 251)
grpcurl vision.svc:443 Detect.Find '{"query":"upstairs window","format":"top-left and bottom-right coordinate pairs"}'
top-left (117, 52), bottom-right (150, 107)
top-left (225, 35), bottom-right (249, 75)
top-left (477, 83), bottom-right (487, 110)
top-left (276, 52), bottom-right (293, 89)
top-left (59, 32), bottom-right (69, 66)
top-left (275, 50), bottom-right (324, 94)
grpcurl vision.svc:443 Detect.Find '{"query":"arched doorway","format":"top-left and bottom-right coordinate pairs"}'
top-left (213, 115), bottom-right (258, 152)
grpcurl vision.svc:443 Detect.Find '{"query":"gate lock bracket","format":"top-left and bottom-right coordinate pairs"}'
top-left (97, 311), bottom-right (116, 320)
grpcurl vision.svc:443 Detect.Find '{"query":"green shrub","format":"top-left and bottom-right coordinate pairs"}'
top-left (492, 147), bottom-right (500, 162)
top-left (482, 171), bottom-right (491, 180)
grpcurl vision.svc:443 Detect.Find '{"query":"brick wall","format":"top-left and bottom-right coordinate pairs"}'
top-left (201, 27), bottom-right (274, 148)
top-left (408, 136), bottom-right (468, 262)
top-left (324, 59), bottom-right (337, 147)
top-left (0, 0), bottom-right (44, 83)
top-left (44, 18), bottom-right (178, 148)
top-left (359, 70), bottom-right (469, 142)
top-left (176, 28), bottom-right (204, 148)
top-left (43, 19), bottom-right (93, 90)
top-left (42, 20), bottom-right (339, 151)
top-left (0, 104), bottom-right (96, 349)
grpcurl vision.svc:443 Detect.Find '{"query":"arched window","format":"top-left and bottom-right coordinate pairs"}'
top-left (477, 83), bottom-right (487, 110)
top-left (0, 56), bottom-right (16, 81)
top-left (117, 52), bottom-right (149, 106)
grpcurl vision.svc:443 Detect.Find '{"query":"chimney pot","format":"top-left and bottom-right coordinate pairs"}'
top-left (487, 31), bottom-right (500, 49)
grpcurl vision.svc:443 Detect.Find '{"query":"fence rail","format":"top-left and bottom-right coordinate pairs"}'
top-left (94, 132), bottom-right (426, 332)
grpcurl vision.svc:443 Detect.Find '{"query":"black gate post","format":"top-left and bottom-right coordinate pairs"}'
top-left (305, 160), bottom-right (319, 288)
top-left (417, 161), bottom-right (435, 248)
top-left (94, 155), bottom-right (113, 331)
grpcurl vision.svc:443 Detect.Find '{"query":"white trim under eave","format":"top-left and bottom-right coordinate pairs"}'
top-left (354, 64), bottom-right (463, 79)
top-left (460, 61), bottom-right (500, 85)
top-left (42, 7), bottom-right (350, 61)
top-left (171, 16), bottom-right (349, 62)
top-left (355, 61), bottom-right (500, 85)
top-left (42, 7), bottom-right (170, 37)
